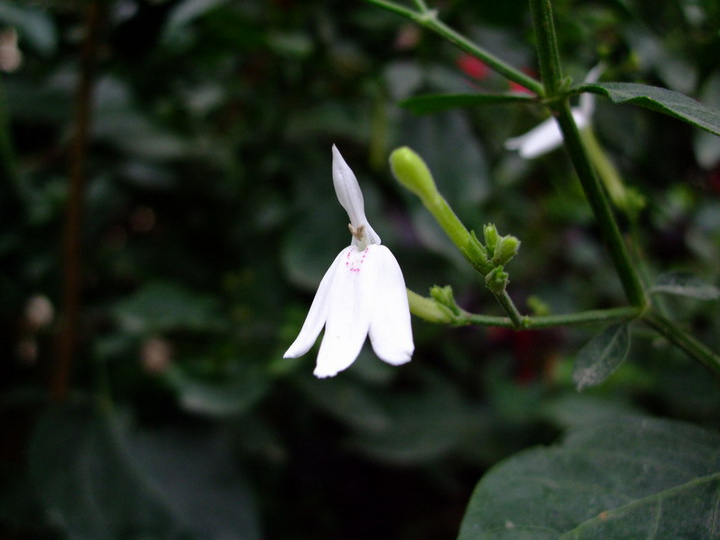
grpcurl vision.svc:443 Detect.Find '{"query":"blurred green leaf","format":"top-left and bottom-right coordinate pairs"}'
top-left (572, 323), bottom-right (630, 391)
top-left (166, 363), bottom-right (268, 418)
top-left (400, 93), bottom-right (536, 115)
top-left (581, 82), bottom-right (720, 136)
top-left (0, 1), bottom-right (56, 55)
top-left (458, 415), bottom-right (720, 539)
top-left (30, 405), bottom-right (188, 539)
top-left (127, 422), bottom-right (261, 540)
top-left (163, 0), bottom-right (227, 37)
top-left (30, 404), bottom-right (260, 540)
top-left (295, 369), bottom-right (390, 432)
top-left (651, 272), bottom-right (720, 300)
top-left (397, 110), bottom-right (489, 220)
top-left (113, 281), bottom-right (223, 334)
top-left (346, 375), bottom-right (478, 464)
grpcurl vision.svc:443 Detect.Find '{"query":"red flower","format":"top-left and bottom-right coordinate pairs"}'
top-left (457, 54), bottom-right (490, 80)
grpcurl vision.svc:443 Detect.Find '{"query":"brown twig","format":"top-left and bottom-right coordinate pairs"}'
top-left (53, 1), bottom-right (104, 403)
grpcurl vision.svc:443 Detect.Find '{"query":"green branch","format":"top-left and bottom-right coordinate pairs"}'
top-left (643, 312), bottom-right (720, 376)
top-left (365, 0), bottom-right (544, 95)
top-left (408, 289), bottom-right (639, 329)
top-left (554, 101), bottom-right (647, 309)
top-left (528, 0), bottom-right (563, 95)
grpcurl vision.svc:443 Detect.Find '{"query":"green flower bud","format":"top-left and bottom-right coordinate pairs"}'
top-left (406, 289), bottom-right (454, 324)
top-left (483, 224), bottom-right (499, 255)
top-left (492, 235), bottom-right (521, 266)
top-left (429, 285), bottom-right (461, 316)
top-left (389, 146), bottom-right (438, 201)
top-left (527, 295), bottom-right (551, 317)
top-left (485, 267), bottom-right (509, 294)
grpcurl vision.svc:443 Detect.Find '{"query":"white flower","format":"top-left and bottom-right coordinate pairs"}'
top-left (505, 65), bottom-right (603, 159)
top-left (284, 145), bottom-right (414, 378)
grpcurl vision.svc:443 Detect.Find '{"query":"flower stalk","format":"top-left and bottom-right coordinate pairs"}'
top-left (390, 147), bottom-right (526, 327)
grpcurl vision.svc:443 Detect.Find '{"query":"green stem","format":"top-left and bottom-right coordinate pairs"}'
top-left (528, 0), bottom-right (563, 96)
top-left (554, 100), bottom-right (647, 309)
top-left (365, 0), bottom-right (544, 95)
top-left (494, 290), bottom-right (525, 328)
top-left (423, 192), bottom-right (491, 275)
top-left (438, 304), bottom-right (637, 329)
top-left (643, 312), bottom-right (720, 376)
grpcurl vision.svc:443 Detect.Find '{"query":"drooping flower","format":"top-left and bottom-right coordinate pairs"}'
top-left (284, 145), bottom-right (414, 378)
top-left (504, 65), bottom-right (603, 158)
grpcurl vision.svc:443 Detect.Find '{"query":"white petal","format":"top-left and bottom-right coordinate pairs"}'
top-left (505, 108), bottom-right (590, 159)
top-left (331, 145), bottom-right (381, 246)
top-left (283, 249), bottom-right (346, 359)
top-left (579, 63), bottom-right (603, 119)
top-left (314, 246), bottom-right (373, 377)
top-left (366, 246), bottom-right (414, 365)
top-left (505, 117), bottom-right (564, 158)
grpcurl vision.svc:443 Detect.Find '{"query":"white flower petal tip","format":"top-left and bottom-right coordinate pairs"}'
top-left (331, 145), bottom-right (381, 247)
top-left (286, 147), bottom-right (416, 378)
top-left (506, 64), bottom-right (603, 160)
top-left (504, 117), bottom-right (564, 159)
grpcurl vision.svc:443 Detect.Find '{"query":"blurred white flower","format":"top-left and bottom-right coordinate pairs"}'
top-left (0, 28), bottom-right (22, 72)
top-left (284, 145), bottom-right (414, 378)
top-left (505, 65), bottom-right (603, 159)
top-left (25, 294), bottom-right (54, 330)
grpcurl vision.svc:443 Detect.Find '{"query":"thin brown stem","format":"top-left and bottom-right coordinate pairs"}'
top-left (53, 1), bottom-right (104, 403)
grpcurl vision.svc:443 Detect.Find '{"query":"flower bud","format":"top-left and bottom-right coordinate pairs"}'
top-left (485, 267), bottom-right (509, 294)
top-left (389, 146), bottom-right (438, 201)
top-left (407, 289), bottom-right (454, 324)
top-left (430, 285), bottom-right (461, 316)
top-left (483, 224), bottom-right (499, 255)
top-left (492, 235), bottom-right (521, 266)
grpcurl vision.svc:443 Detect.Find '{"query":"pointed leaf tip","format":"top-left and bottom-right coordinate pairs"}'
top-left (573, 323), bottom-right (630, 391)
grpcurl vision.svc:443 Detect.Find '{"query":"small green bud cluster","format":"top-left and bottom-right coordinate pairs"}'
top-left (483, 224), bottom-right (521, 267)
top-left (430, 285), bottom-right (462, 317)
top-left (390, 147), bottom-right (522, 299)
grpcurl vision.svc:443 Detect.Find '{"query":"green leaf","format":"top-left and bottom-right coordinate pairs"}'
top-left (30, 404), bottom-right (261, 540)
top-left (458, 415), bottom-right (720, 539)
top-left (572, 323), bottom-right (630, 391)
top-left (30, 405), bottom-right (187, 538)
top-left (294, 369), bottom-right (391, 432)
top-left (0, 1), bottom-right (57, 55)
top-left (166, 363), bottom-right (269, 418)
top-left (345, 375), bottom-right (478, 464)
top-left (400, 93), bottom-right (536, 115)
top-left (112, 281), bottom-right (223, 334)
top-left (581, 82), bottom-right (720, 136)
top-left (651, 272), bottom-right (720, 300)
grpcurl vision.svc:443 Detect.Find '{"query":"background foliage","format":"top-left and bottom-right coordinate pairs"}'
top-left (1, 0), bottom-right (719, 538)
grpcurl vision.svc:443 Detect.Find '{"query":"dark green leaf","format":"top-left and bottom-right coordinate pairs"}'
top-left (651, 272), bottom-right (720, 300)
top-left (127, 423), bottom-right (261, 540)
top-left (294, 369), bottom-right (391, 432)
top-left (30, 405), bottom-right (187, 539)
top-left (458, 415), bottom-right (720, 539)
top-left (397, 110), bottom-right (489, 219)
top-left (166, 363), bottom-right (269, 418)
top-left (572, 323), bottom-right (630, 391)
top-left (112, 281), bottom-right (223, 334)
top-left (581, 82), bottom-right (720, 136)
top-left (400, 93), bottom-right (536, 115)
top-left (31, 404), bottom-right (261, 540)
top-left (0, 1), bottom-right (57, 55)
top-left (345, 376), bottom-right (477, 464)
